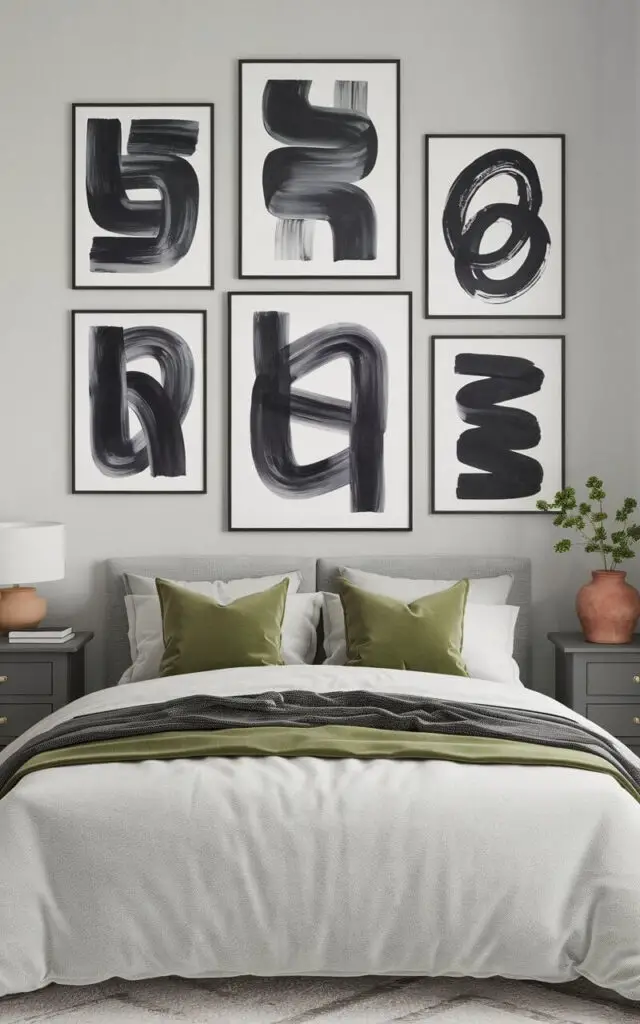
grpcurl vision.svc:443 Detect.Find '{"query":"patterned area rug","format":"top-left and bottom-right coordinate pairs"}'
top-left (0, 976), bottom-right (638, 1023)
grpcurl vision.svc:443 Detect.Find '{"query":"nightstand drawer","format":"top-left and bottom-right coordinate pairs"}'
top-left (586, 703), bottom-right (640, 738)
top-left (0, 661), bottom-right (53, 696)
top-left (0, 704), bottom-right (53, 738)
top-left (586, 661), bottom-right (640, 696)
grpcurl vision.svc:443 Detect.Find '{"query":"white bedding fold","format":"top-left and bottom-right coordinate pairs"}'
top-left (1, 665), bottom-right (639, 1000)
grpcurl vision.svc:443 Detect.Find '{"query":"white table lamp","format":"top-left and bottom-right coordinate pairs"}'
top-left (0, 522), bottom-right (65, 631)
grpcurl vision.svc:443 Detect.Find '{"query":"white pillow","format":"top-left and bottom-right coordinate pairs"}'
top-left (340, 566), bottom-right (512, 604)
top-left (118, 589), bottom-right (322, 684)
top-left (125, 570), bottom-right (302, 598)
top-left (321, 592), bottom-right (521, 686)
top-left (457, 603), bottom-right (521, 686)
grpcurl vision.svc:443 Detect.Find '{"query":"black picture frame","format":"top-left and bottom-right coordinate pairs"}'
top-left (71, 309), bottom-right (208, 494)
top-left (72, 103), bottom-right (215, 290)
top-left (429, 334), bottom-right (566, 514)
top-left (238, 60), bottom-right (400, 280)
top-left (227, 291), bottom-right (412, 531)
top-left (425, 134), bottom-right (566, 319)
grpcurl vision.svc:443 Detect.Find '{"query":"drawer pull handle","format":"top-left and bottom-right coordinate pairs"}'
top-left (0, 716), bottom-right (7, 726)
top-left (634, 717), bottom-right (640, 726)
top-left (0, 676), bottom-right (7, 683)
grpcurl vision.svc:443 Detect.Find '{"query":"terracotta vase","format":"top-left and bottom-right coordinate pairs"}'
top-left (576, 570), bottom-right (640, 643)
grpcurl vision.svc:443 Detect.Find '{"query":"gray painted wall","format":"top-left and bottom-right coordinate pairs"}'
top-left (0, 0), bottom-right (637, 692)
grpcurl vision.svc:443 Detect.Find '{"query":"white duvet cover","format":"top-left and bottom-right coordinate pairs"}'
top-left (1, 665), bottom-right (639, 1000)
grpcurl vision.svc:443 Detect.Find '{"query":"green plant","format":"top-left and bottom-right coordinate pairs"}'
top-left (537, 477), bottom-right (640, 570)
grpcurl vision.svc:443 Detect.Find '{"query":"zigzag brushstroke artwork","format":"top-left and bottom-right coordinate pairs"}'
top-left (73, 104), bottom-right (213, 289)
top-left (239, 62), bottom-right (399, 278)
top-left (453, 353), bottom-right (545, 500)
top-left (229, 293), bottom-right (411, 530)
top-left (426, 135), bottom-right (565, 318)
top-left (72, 311), bottom-right (206, 493)
top-left (430, 335), bottom-right (564, 514)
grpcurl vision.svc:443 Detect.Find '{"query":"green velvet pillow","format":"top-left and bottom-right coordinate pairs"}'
top-left (340, 577), bottom-right (469, 676)
top-left (156, 576), bottom-right (289, 677)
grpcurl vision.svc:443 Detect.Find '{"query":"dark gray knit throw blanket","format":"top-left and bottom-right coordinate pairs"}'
top-left (1, 689), bottom-right (639, 797)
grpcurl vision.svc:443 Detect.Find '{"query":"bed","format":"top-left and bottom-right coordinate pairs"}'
top-left (1, 554), bottom-right (639, 1002)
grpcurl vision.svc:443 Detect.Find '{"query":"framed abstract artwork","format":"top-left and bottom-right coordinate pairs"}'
top-left (238, 60), bottom-right (400, 279)
top-left (72, 103), bottom-right (214, 289)
top-left (228, 292), bottom-right (412, 530)
top-left (72, 310), bottom-right (206, 493)
top-left (426, 134), bottom-right (565, 318)
top-left (430, 335), bottom-right (565, 514)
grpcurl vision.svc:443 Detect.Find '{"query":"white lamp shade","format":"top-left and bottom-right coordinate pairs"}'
top-left (0, 522), bottom-right (65, 585)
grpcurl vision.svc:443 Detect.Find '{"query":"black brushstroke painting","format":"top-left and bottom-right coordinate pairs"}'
top-left (250, 311), bottom-right (387, 511)
top-left (454, 352), bottom-right (544, 499)
top-left (262, 80), bottom-right (378, 262)
top-left (89, 325), bottom-right (194, 477)
top-left (442, 149), bottom-right (551, 303)
top-left (86, 118), bottom-right (199, 273)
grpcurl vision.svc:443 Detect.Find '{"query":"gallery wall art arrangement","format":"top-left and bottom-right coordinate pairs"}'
top-left (68, 61), bottom-right (567, 527)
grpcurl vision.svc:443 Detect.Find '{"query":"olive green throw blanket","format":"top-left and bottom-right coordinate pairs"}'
top-left (4, 727), bottom-right (639, 805)
top-left (1, 690), bottom-right (639, 802)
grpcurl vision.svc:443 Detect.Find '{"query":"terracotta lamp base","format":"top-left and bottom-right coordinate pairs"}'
top-left (0, 586), bottom-right (47, 632)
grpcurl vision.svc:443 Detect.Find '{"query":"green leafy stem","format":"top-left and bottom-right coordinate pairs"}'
top-left (537, 477), bottom-right (640, 570)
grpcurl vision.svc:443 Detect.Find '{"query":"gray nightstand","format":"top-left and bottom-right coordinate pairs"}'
top-left (548, 631), bottom-right (640, 758)
top-left (0, 631), bottom-right (93, 749)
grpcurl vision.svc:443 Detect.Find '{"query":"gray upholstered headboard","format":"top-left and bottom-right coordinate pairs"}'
top-left (318, 556), bottom-right (531, 686)
top-left (105, 554), bottom-right (531, 687)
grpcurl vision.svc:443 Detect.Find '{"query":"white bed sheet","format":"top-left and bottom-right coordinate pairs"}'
top-left (1, 665), bottom-right (639, 1000)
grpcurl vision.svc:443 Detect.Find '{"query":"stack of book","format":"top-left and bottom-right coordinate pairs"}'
top-left (7, 626), bottom-right (75, 644)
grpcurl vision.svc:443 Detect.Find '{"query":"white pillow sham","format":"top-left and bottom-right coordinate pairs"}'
top-left (125, 570), bottom-right (302, 599)
top-left (339, 566), bottom-right (513, 605)
top-left (321, 592), bottom-right (521, 686)
top-left (119, 588), bottom-right (322, 684)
